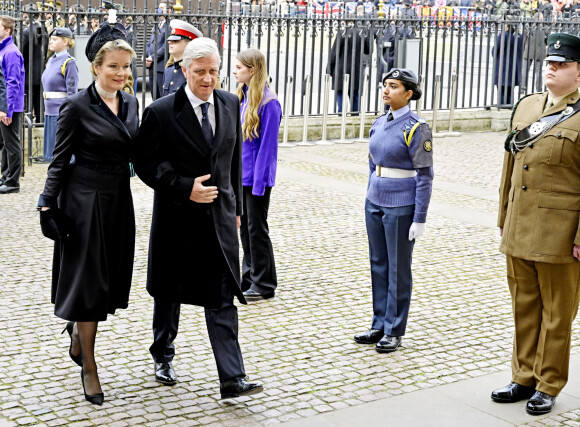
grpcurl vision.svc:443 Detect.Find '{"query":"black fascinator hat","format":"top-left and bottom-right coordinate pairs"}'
top-left (85, 21), bottom-right (127, 62)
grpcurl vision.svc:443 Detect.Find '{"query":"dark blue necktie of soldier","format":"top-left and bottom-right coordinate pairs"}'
top-left (200, 102), bottom-right (214, 146)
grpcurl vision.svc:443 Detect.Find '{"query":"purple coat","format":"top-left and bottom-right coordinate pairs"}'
top-left (240, 86), bottom-right (282, 196)
top-left (0, 36), bottom-right (24, 118)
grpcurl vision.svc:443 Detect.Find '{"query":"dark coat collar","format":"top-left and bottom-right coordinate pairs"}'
top-left (173, 84), bottom-right (231, 158)
top-left (87, 82), bottom-right (132, 139)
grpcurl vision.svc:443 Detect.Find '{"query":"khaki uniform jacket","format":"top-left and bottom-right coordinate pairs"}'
top-left (498, 90), bottom-right (580, 263)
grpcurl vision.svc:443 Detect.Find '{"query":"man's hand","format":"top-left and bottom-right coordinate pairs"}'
top-left (145, 56), bottom-right (153, 68)
top-left (0, 111), bottom-right (7, 121)
top-left (499, 227), bottom-right (503, 237)
top-left (189, 174), bottom-right (218, 203)
top-left (573, 245), bottom-right (580, 262)
top-left (2, 116), bottom-right (12, 126)
top-left (236, 216), bottom-right (241, 229)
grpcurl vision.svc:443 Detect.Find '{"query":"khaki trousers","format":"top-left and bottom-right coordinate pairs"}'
top-left (506, 255), bottom-right (580, 396)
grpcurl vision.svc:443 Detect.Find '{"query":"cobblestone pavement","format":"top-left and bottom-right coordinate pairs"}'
top-left (1, 132), bottom-right (579, 426)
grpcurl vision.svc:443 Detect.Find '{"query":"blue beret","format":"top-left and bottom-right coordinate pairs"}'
top-left (49, 27), bottom-right (73, 39)
top-left (383, 68), bottom-right (418, 85)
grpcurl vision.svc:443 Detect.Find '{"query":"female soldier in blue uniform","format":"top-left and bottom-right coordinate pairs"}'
top-left (41, 27), bottom-right (78, 162)
top-left (354, 68), bottom-right (434, 353)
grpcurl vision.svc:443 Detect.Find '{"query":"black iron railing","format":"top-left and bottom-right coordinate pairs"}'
top-left (2, 0), bottom-right (580, 120)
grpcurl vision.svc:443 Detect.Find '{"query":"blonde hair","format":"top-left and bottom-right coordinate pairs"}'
top-left (62, 37), bottom-right (75, 49)
top-left (236, 49), bottom-right (275, 141)
top-left (90, 39), bottom-right (136, 76)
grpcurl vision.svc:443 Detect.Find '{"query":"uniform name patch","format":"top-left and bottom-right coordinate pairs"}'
top-left (424, 140), bottom-right (432, 152)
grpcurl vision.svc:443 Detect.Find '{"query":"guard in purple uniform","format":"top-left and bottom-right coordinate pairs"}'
top-left (354, 68), bottom-right (434, 353)
top-left (41, 27), bottom-right (78, 162)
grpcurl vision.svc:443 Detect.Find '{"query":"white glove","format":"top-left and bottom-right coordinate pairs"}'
top-left (408, 222), bottom-right (426, 241)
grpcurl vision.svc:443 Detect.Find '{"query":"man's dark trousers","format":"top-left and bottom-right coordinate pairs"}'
top-left (150, 267), bottom-right (246, 382)
top-left (0, 112), bottom-right (22, 187)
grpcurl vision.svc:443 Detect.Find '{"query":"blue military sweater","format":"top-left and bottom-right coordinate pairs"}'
top-left (367, 106), bottom-right (434, 223)
top-left (41, 51), bottom-right (78, 116)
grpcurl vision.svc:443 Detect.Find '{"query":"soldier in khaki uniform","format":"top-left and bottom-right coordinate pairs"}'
top-left (493, 33), bottom-right (580, 416)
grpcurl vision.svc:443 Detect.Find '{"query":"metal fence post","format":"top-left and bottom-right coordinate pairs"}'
top-left (434, 74), bottom-right (461, 137)
top-left (355, 69), bottom-right (370, 143)
top-left (298, 75), bottom-right (315, 146)
top-left (317, 74), bottom-right (334, 145)
top-left (416, 75), bottom-right (424, 117)
top-left (446, 74), bottom-right (461, 136)
top-left (280, 75), bottom-right (296, 147)
top-left (335, 74), bottom-right (353, 144)
top-left (432, 75), bottom-right (440, 135)
top-left (377, 80), bottom-right (384, 115)
top-left (221, 76), bottom-right (229, 92)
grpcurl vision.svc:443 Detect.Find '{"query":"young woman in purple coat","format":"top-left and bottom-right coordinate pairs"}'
top-left (233, 49), bottom-right (282, 302)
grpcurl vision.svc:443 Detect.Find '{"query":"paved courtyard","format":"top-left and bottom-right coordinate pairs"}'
top-left (1, 132), bottom-right (580, 426)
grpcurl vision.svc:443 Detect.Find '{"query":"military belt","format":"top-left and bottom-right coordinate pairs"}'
top-left (375, 166), bottom-right (417, 178)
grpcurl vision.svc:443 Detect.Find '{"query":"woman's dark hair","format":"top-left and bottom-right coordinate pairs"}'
top-left (402, 80), bottom-right (422, 101)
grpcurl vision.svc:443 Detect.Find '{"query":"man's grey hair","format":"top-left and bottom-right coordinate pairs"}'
top-left (182, 37), bottom-right (221, 70)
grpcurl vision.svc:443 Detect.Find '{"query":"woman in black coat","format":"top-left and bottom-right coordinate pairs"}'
top-left (38, 22), bottom-right (139, 405)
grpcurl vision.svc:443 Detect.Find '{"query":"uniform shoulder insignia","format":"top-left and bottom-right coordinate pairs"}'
top-left (61, 57), bottom-right (75, 76)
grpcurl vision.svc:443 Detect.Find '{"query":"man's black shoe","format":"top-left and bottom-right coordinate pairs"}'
top-left (220, 376), bottom-right (263, 399)
top-left (243, 289), bottom-right (275, 301)
top-left (526, 391), bottom-right (556, 415)
top-left (354, 329), bottom-right (383, 344)
top-left (491, 382), bottom-right (535, 403)
top-left (154, 362), bottom-right (177, 385)
top-left (375, 335), bottom-right (402, 353)
top-left (0, 184), bottom-right (19, 194)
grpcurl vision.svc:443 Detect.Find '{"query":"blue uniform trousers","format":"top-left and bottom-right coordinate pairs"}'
top-left (43, 115), bottom-right (57, 162)
top-left (365, 199), bottom-right (415, 337)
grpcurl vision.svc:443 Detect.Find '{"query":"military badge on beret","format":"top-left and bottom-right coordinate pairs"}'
top-left (555, 40), bottom-right (561, 49)
top-left (392, 70), bottom-right (400, 78)
top-left (424, 140), bottom-right (432, 152)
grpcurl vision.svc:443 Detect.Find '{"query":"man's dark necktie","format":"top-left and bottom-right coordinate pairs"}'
top-left (200, 102), bottom-right (213, 146)
top-left (387, 112), bottom-right (394, 122)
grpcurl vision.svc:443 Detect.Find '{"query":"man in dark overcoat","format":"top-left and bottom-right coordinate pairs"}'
top-left (22, 4), bottom-right (44, 123)
top-left (521, 13), bottom-right (547, 94)
top-left (145, 1), bottom-right (167, 99)
top-left (326, 22), bottom-right (370, 113)
top-left (134, 37), bottom-right (263, 399)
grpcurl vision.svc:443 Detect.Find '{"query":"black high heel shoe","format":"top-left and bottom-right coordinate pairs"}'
top-left (81, 368), bottom-right (104, 406)
top-left (62, 321), bottom-right (83, 367)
